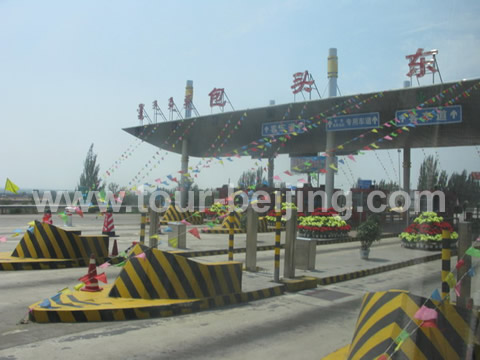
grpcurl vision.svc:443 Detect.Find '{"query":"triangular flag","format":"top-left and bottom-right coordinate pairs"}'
top-left (39, 299), bottom-right (51, 308)
top-left (150, 234), bottom-right (159, 239)
top-left (188, 227), bottom-right (201, 239)
top-left (28, 221), bottom-right (35, 227)
top-left (456, 259), bottom-right (465, 269)
top-left (431, 288), bottom-right (442, 301)
top-left (99, 262), bottom-right (111, 269)
top-left (206, 221), bottom-right (215, 228)
top-left (135, 252), bottom-right (146, 259)
top-left (298, 179), bottom-right (307, 183)
top-left (94, 272), bottom-right (108, 284)
top-left (445, 272), bottom-right (456, 288)
top-left (465, 247), bottom-right (480, 257)
top-left (284, 171), bottom-right (293, 176)
top-left (455, 281), bottom-right (461, 297)
top-left (395, 330), bottom-right (410, 344)
top-left (78, 273), bottom-right (91, 283)
top-left (329, 164), bottom-right (338, 171)
top-left (168, 237), bottom-right (178, 248)
top-left (414, 305), bottom-right (438, 321)
top-left (164, 226), bottom-right (172, 233)
top-left (274, 175), bottom-right (282, 181)
top-left (421, 319), bottom-right (437, 328)
top-left (75, 207), bottom-right (84, 218)
top-left (74, 283), bottom-right (84, 291)
top-left (468, 267), bottom-right (476, 277)
top-left (5, 178), bottom-right (19, 194)
top-left (384, 135), bottom-right (393, 140)
top-left (0, 236), bottom-right (6, 243)
top-left (347, 154), bottom-right (355, 161)
top-left (114, 260), bottom-right (126, 267)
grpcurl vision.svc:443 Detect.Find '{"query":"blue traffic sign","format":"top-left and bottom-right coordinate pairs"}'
top-left (261, 119), bottom-right (309, 137)
top-left (326, 112), bottom-right (380, 132)
top-left (395, 105), bottom-right (462, 127)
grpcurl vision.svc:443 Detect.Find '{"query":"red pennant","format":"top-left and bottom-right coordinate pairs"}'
top-left (78, 274), bottom-right (91, 283)
top-left (188, 228), bottom-right (201, 239)
top-left (456, 259), bottom-right (465, 269)
top-left (94, 272), bottom-right (108, 284)
top-left (421, 319), bottom-right (437, 328)
top-left (75, 207), bottom-right (84, 218)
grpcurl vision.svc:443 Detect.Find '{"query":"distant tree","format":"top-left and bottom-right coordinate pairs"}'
top-left (447, 170), bottom-right (480, 205)
top-left (238, 167), bottom-right (267, 188)
top-left (417, 155), bottom-right (441, 191)
top-left (77, 144), bottom-right (103, 193)
top-left (108, 182), bottom-right (120, 194)
top-left (438, 170), bottom-right (449, 190)
top-left (377, 180), bottom-right (399, 192)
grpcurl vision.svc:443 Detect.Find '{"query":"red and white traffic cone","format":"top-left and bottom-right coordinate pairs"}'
top-left (110, 239), bottom-right (118, 256)
top-left (102, 209), bottom-right (116, 237)
top-left (42, 210), bottom-right (53, 224)
top-left (79, 254), bottom-right (104, 292)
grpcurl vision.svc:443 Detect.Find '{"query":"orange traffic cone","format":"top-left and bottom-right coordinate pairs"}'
top-left (79, 254), bottom-right (104, 292)
top-left (111, 239), bottom-right (118, 256)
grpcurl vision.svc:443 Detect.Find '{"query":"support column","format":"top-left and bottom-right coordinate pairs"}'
top-left (403, 147), bottom-right (411, 225)
top-left (457, 222), bottom-right (473, 308)
top-left (245, 205), bottom-right (258, 272)
top-left (180, 139), bottom-right (189, 208)
top-left (284, 209), bottom-right (297, 279)
top-left (325, 48), bottom-right (338, 208)
top-left (268, 157), bottom-right (274, 187)
top-left (148, 207), bottom-right (159, 248)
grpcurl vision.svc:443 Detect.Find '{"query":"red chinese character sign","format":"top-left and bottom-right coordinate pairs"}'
top-left (208, 88), bottom-right (234, 113)
top-left (405, 48), bottom-right (442, 85)
top-left (137, 103), bottom-right (144, 123)
top-left (167, 97), bottom-right (183, 121)
top-left (291, 70), bottom-right (320, 101)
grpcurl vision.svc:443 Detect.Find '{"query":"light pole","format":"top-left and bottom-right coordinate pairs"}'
top-left (397, 149), bottom-right (402, 190)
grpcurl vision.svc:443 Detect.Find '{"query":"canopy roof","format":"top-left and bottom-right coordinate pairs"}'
top-left (124, 79), bottom-right (480, 158)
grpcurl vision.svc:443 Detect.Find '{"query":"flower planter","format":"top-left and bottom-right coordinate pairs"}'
top-left (360, 249), bottom-right (370, 260)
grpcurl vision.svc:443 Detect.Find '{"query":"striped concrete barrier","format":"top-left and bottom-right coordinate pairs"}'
top-left (28, 244), bottom-right (285, 322)
top-left (0, 221), bottom-right (109, 270)
top-left (314, 251), bottom-right (454, 286)
top-left (159, 205), bottom-right (204, 225)
top-left (324, 289), bottom-right (478, 359)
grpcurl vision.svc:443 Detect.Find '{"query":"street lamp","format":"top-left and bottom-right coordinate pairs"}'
top-left (397, 149), bottom-right (402, 190)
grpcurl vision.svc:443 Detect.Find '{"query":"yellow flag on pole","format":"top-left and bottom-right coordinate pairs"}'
top-left (5, 178), bottom-right (19, 194)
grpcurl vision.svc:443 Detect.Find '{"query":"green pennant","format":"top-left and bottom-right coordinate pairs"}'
top-left (466, 247), bottom-right (480, 258)
top-left (114, 260), bottom-right (126, 267)
top-left (395, 329), bottom-right (410, 344)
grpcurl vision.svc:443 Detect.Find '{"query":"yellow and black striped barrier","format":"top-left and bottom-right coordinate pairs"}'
top-left (323, 290), bottom-right (478, 360)
top-left (28, 284), bottom-right (285, 323)
top-left (159, 205), bottom-right (204, 225)
top-left (228, 211), bottom-right (235, 261)
top-left (28, 244), bottom-right (285, 322)
top-left (441, 229), bottom-right (451, 302)
top-left (315, 252), bottom-right (453, 286)
top-left (109, 245), bottom-right (242, 299)
top-left (0, 221), bottom-right (109, 270)
top-left (274, 211), bottom-right (281, 282)
top-left (140, 212), bottom-right (147, 244)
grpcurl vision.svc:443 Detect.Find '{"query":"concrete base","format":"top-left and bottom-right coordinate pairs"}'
top-left (280, 276), bottom-right (317, 292)
top-left (295, 238), bottom-right (316, 270)
top-left (168, 222), bottom-right (186, 249)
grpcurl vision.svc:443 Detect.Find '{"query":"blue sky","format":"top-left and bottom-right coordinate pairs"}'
top-left (1, 0), bottom-right (479, 192)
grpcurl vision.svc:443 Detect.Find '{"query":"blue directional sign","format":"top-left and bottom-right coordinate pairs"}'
top-left (261, 119), bottom-right (309, 137)
top-left (326, 112), bottom-right (380, 132)
top-left (395, 105), bottom-right (462, 127)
